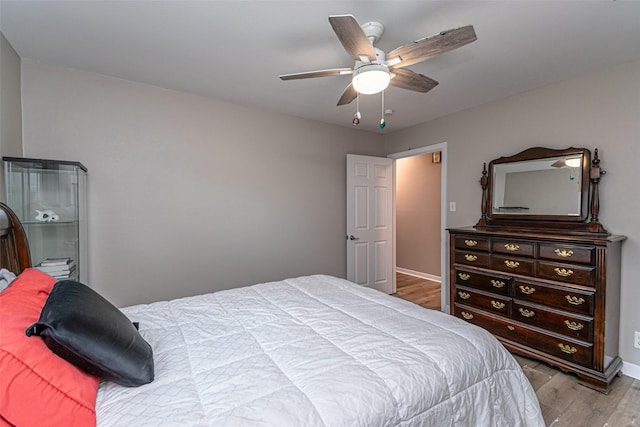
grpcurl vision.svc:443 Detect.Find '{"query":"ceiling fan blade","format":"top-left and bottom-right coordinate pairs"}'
top-left (389, 68), bottom-right (438, 93)
top-left (279, 68), bottom-right (353, 80)
top-left (329, 15), bottom-right (377, 62)
top-left (387, 25), bottom-right (477, 69)
top-left (337, 83), bottom-right (357, 106)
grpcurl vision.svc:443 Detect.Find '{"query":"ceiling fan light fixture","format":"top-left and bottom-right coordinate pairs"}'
top-left (352, 64), bottom-right (390, 95)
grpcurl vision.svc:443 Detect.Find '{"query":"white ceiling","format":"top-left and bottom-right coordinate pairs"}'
top-left (2, 1), bottom-right (639, 134)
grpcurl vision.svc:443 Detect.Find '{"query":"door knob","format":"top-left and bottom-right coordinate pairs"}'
top-left (347, 235), bottom-right (360, 240)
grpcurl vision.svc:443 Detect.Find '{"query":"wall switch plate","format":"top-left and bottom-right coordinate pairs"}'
top-left (449, 202), bottom-right (457, 212)
top-left (635, 331), bottom-right (640, 349)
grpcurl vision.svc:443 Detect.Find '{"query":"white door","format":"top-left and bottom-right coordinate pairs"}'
top-left (346, 154), bottom-right (394, 293)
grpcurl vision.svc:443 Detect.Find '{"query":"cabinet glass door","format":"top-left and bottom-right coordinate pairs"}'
top-left (3, 157), bottom-right (87, 282)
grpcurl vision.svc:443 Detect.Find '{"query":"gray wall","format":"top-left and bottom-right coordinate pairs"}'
top-left (20, 60), bottom-right (386, 307)
top-left (396, 154), bottom-right (441, 276)
top-left (385, 59), bottom-right (640, 368)
top-left (0, 32), bottom-right (23, 200)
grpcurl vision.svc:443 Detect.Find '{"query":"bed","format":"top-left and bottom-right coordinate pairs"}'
top-left (0, 202), bottom-right (545, 426)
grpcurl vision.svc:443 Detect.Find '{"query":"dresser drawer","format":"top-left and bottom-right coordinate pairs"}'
top-left (454, 269), bottom-right (511, 296)
top-left (513, 279), bottom-right (594, 316)
top-left (537, 261), bottom-right (595, 287)
top-left (492, 239), bottom-right (535, 257)
top-left (455, 250), bottom-right (490, 268)
top-left (454, 235), bottom-right (490, 252)
top-left (455, 286), bottom-right (511, 317)
top-left (539, 243), bottom-right (596, 265)
top-left (454, 305), bottom-right (593, 367)
top-left (491, 255), bottom-right (535, 276)
top-left (512, 301), bottom-right (593, 342)
top-left (508, 322), bottom-right (593, 368)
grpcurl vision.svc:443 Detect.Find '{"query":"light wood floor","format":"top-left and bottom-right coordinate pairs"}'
top-left (393, 271), bottom-right (441, 310)
top-left (393, 272), bottom-right (640, 426)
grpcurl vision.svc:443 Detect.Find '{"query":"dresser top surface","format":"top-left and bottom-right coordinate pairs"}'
top-left (448, 226), bottom-right (626, 244)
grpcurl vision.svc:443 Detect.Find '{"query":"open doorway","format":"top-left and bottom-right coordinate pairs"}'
top-left (389, 142), bottom-right (448, 312)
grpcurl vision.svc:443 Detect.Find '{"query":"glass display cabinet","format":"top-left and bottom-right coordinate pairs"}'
top-left (3, 157), bottom-right (87, 282)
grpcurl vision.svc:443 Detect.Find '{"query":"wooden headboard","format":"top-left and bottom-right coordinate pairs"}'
top-left (0, 202), bottom-right (31, 275)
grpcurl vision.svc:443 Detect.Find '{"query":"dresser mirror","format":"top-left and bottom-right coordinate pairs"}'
top-left (490, 148), bottom-right (589, 219)
top-left (477, 147), bottom-right (607, 234)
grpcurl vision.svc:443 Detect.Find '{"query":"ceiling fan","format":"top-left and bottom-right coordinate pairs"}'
top-left (280, 15), bottom-right (477, 106)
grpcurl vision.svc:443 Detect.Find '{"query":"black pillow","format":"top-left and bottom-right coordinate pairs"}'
top-left (26, 280), bottom-right (154, 387)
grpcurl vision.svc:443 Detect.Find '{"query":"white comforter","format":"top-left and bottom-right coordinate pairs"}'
top-left (96, 275), bottom-right (544, 426)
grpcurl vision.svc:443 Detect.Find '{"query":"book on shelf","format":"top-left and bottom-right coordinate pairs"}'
top-left (35, 260), bottom-right (76, 274)
top-left (40, 257), bottom-right (72, 267)
top-left (49, 272), bottom-right (74, 279)
top-left (36, 267), bottom-right (76, 279)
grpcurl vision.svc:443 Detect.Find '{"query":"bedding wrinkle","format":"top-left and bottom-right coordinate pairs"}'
top-left (94, 275), bottom-right (544, 426)
top-left (252, 282), bottom-right (399, 425)
top-left (1, 350), bottom-right (96, 412)
top-left (165, 299), bottom-right (208, 423)
top-left (259, 277), bottom-right (490, 423)
top-left (274, 277), bottom-right (476, 418)
top-left (212, 286), bottom-right (328, 427)
top-left (279, 276), bottom-right (542, 426)
top-left (261, 278), bottom-right (434, 421)
top-left (96, 300), bottom-right (210, 425)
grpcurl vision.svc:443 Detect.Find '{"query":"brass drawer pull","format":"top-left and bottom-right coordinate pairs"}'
top-left (458, 273), bottom-right (471, 281)
top-left (504, 243), bottom-right (520, 252)
top-left (507, 325), bottom-right (515, 331)
top-left (464, 239), bottom-right (478, 247)
top-left (464, 254), bottom-right (478, 262)
top-left (491, 300), bottom-right (505, 309)
top-left (518, 308), bottom-right (535, 318)
top-left (491, 279), bottom-right (505, 288)
top-left (458, 291), bottom-right (471, 300)
top-left (558, 343), bottom-right (577, 354)
top-left (504, 260), bottom-right (520, 269)
top-left (554, 249), bottom-right (574, 258)
top-left (519, 285), bottom-right (535, 295)
top-left (555, 268), bottom-right (573, 277)
top-left (565, 295), bottom-right (585, 306)
top-left (461, 311), bottom-right (474, 320)
top-left (564, 320), bottom-right (584, 331)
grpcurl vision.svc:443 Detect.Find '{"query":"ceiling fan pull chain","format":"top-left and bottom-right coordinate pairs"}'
top-left (379, 90), bottom-right (386, 129)
top-left (353, 93), bottom-right (361, 126)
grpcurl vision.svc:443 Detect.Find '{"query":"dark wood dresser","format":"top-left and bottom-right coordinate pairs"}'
top-left (451, 147), bottom-right (625, 393)
top-left (449, 227), bottom-right (624, 392)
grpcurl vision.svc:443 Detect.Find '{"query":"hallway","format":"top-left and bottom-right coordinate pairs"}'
top-left (393, 272), bottom-right (440, 310)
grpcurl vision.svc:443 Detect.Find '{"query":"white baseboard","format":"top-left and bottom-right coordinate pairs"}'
top-left (396, 267), bottom-right (441, 283)
top-left (623, 360), bottom-right (640, 380)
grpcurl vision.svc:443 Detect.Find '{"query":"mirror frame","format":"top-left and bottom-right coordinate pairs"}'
top-left (476, 147), bottom-right (607, 234)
